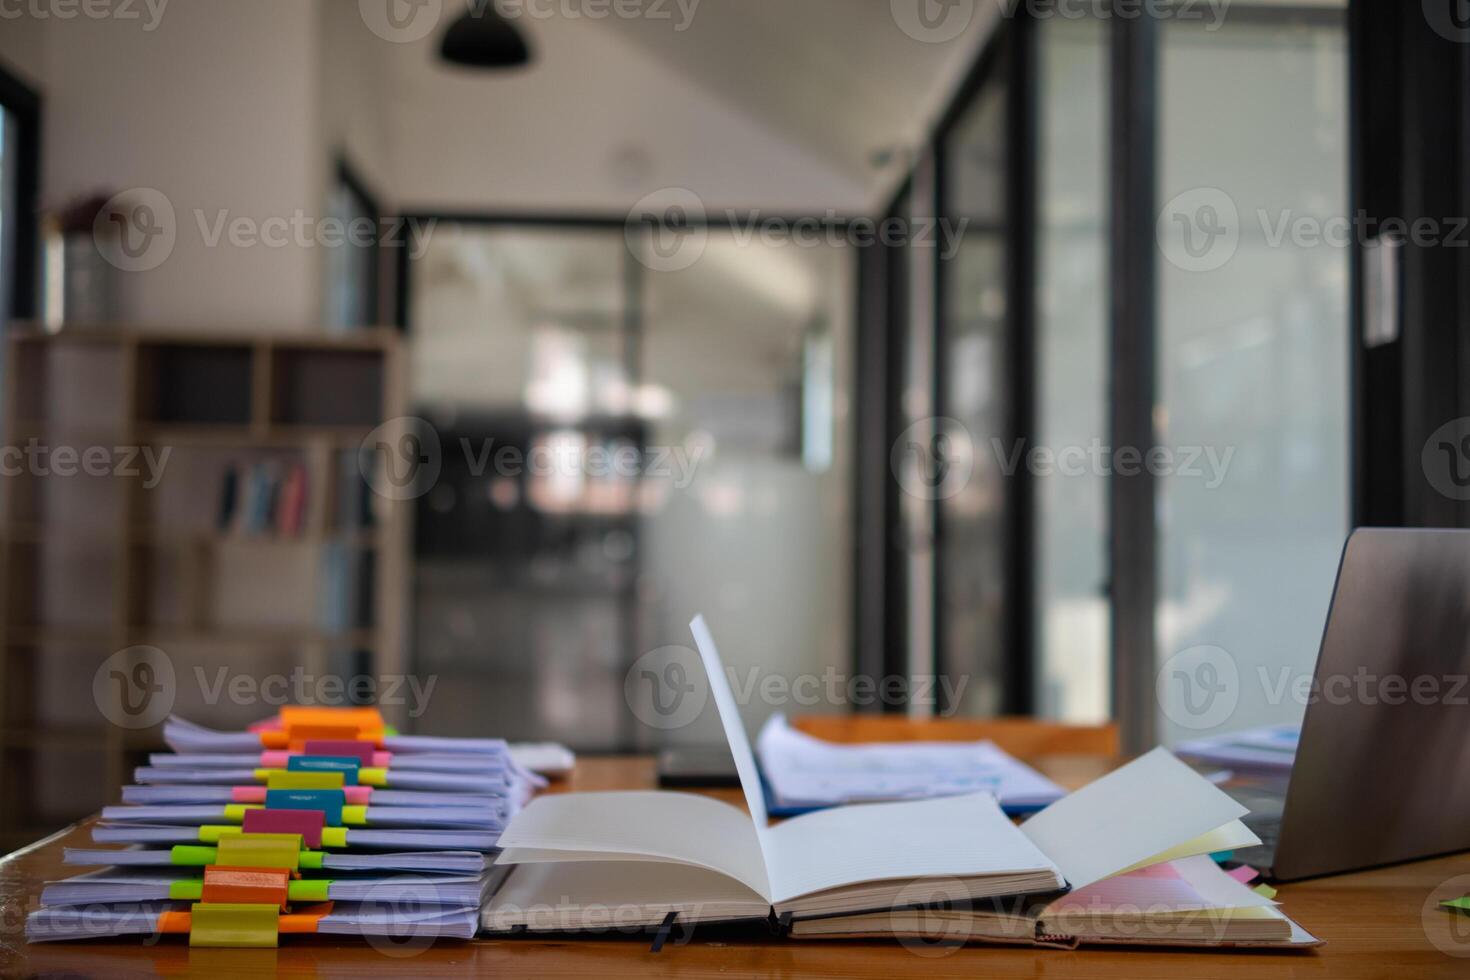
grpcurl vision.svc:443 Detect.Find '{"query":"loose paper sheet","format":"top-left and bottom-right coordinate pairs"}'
top-left (1020, 747), bottom-right (1249, 891)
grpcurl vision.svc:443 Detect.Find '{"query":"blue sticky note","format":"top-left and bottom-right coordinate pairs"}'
top-left (288, 755), bottom-right (361, 784)
top-left (265, 788), bottom-right (345, 826)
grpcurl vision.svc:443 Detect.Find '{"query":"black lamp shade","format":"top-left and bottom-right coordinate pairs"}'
top-left (440, 10), bottom-right (531, 69)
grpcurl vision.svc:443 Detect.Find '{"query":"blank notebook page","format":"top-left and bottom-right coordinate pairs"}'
top-left (761, 790), bottom-right (1058, 904)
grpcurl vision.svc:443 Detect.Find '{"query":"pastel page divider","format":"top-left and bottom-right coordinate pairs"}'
top-left (242, 808), bottom-right (327, 849)
top-left (188, 903), bottom-right (281, 948)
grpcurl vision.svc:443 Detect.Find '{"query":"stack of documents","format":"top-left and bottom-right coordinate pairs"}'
top-left (756, 714), bottom-right (1064, 816)
top-left (28, 706), bottom-right (542, 946)
top-left (484, 616), bottom-right (1320, 950)
top-left (1176, 725), bottom-right (1299, 772)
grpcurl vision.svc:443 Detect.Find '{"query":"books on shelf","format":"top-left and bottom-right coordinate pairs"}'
top-left (213, 450), bottom-right (375, 540)
top-left (26, 706), bottom-right (542, 947)
top-left (482, 615), bottom-right (1320, 951)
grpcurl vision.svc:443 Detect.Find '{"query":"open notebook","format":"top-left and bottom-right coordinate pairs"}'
top-left (484, 615), bottom-right (1320, 948)
top-left (792, 751), bottom-right (1319, 948)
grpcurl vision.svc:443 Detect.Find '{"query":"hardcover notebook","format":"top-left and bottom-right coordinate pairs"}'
top-left (484, 615), bottom-right (1320, 949)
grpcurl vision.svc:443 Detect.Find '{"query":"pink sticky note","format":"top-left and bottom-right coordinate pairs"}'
top-left (243, 807), bottom-right (326, 848)
top-left (1227, 865), bottom-right (1260, 884)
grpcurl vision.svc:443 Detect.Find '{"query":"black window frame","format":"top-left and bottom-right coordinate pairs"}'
top-left (0, 61), bottom-right (41, 320)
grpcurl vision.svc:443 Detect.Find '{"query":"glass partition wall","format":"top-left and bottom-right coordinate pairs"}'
top-left (925, 5), bottom-right (1349, 741)
top-left (406, 221), bottom-right (854, 749)
top-left (1154, 9), bottom-right (1350, 743)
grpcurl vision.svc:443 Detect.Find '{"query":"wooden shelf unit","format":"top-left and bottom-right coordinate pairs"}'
top-left (0, 325), bottom-right (408, 847)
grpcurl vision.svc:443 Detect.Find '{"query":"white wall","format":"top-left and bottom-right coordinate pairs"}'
top-left (2, 0), bottom-right (999, 321)
top-left (376, 7), bottom-right (867, 215)
top-left (16, 0), bottom-right (326, 329)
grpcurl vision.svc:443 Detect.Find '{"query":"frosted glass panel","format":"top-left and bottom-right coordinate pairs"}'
top-left (1155, 13), bottom-right (1349, 745)
top-left (635, 231), bottom-right (854, 745)
top-left (939, 58), bottom-right (1009, 717)
top-left (1034, 16), bottom-right (1109, 723)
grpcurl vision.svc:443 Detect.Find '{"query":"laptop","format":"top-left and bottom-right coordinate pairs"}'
top-left (1228, 527), bottom-right (1470, 881)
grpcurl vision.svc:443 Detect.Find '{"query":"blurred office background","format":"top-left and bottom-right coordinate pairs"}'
top-left (2, 0), bottom-right (1469, 843)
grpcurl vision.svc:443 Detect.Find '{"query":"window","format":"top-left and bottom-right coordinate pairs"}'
top-left (405, 219), bottom-right (854, 748)
top-left (0, 62), bottom-right (39, 322)
top-left (323, 160), bottom-right (381, 330)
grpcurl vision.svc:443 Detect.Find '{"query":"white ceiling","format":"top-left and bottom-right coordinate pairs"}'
top-left (373, 0), bottom-right (997, 214)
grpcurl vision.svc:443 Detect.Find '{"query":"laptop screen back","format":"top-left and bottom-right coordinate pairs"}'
top-left (1274, 527), bottom-right (1470, 880)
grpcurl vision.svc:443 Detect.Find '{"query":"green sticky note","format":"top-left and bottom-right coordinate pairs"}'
top-left (1253, 883), bottom-right (1278, 900)
top-left (1442, 897), bottom-right (1470, 914)
top-left (289, 879), bottom-right (332, 902)
top-left (168, 880), bottom-right (204, 901)
top-left (171, 845), bottom-right (218, 867)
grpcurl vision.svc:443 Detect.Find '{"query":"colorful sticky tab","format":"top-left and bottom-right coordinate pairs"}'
top-left (355, 767), bottom-right (388, 787)
top-left (264, 789), bottom-right (345, 826)
top-left (234, 784), bottom-right (372, 805)
top-left (280, 706), bottom-right (385, 730)
top-left (201, 866), bottom-right (291, 909)
top-left (287, 755), bottom-right (361, 783)
top-left (1443, 897), bottom-right (1470, 914)
top-left (172, 876), bottom-right (333, 906)
top-left (277, 901), bottom-right (334, 934)
top-left (265, 770), bottom-right (347, 791)
top-left (1226, 865), bottom-right (1260, 885)
top-left (303, 739), bottom-right (378, 765)
top-left (291, 879), bottom-right (332, 903)
top-left (242, 808), bottom-right (327, 849)
top-left (170, 843), bottom-right (323, 870)
top-left (215, 833), bottom-right (303, 871)
top-left (1253, 883), bottom-right (1278, 900)
top-left (188, 902), bottom-right (280, 948)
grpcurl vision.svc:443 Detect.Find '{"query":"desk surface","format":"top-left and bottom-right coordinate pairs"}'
top-left (3, 754), bottom-right (1469, 977)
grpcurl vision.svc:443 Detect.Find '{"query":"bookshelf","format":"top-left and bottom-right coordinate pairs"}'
top-left (0, 325), bottom-right (407, 851)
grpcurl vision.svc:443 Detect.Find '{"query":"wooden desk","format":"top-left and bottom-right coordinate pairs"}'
top-left (3, 755), bottom-right (1469, 978)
